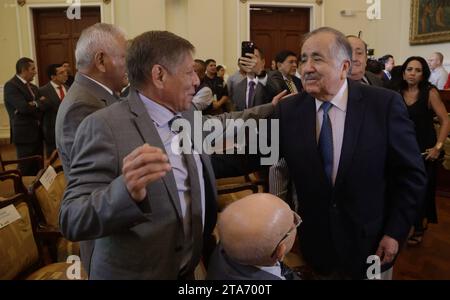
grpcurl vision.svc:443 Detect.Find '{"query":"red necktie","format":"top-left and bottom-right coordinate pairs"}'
top-left (58, 85), bottom-right (65, 100)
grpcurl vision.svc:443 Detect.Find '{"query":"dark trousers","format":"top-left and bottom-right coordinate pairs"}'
top-left (15, 141), bottom-right (43, 176)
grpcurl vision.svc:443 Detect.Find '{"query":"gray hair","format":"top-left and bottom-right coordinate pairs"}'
top-left (127, 31), bottom-right (195, 89)
top-left (303, 27), bottom-right (353, 67)
top-left (75, 23), bottom-right (126, 69)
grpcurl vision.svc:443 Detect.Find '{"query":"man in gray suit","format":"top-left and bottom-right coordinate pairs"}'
top-left (60, 31), bottom-right (281, 279)
top-left (232, 47), bottom-right (273, 111)
top-left (39, 64), bottom-right (68, 157)
top-left (55, 23), bottom-right (127, 275)
top-left (55, 23), bottom-right (127, 175)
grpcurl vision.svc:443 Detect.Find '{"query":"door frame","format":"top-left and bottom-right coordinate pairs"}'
top-left (240, 1), bottom-right (324, 58)
top-left (22, 2), bottom-right (110, 85)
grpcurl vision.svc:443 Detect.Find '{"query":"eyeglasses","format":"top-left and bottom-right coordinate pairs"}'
top-left (271, 210), bottom-right (302, 258)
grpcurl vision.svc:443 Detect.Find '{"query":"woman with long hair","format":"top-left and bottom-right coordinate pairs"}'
top-left (399, 56), bottom-right (450, 245)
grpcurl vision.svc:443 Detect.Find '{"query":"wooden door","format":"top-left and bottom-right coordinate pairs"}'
top-left (250, 6), bottom-right (310, 68)
top-left (33, 7), bottom-right (101, 85)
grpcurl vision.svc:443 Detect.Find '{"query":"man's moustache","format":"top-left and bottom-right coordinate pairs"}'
top-left (304, 74), bottom-right (320, 80)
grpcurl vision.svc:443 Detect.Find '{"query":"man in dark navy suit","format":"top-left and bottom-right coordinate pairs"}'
top-left (276, 27), bottom-right (426, 279)
top-left (4, 57), bottom-right (44, 175)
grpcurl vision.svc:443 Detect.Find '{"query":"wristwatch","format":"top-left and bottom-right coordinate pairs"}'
top-left (435, 142), bottom-right (443, 151)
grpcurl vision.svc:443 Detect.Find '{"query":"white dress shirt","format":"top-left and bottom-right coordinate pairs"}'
top-left (429, 66), bottom-right (448, 90)
top-left (50, 80), bottom-right (67, 100)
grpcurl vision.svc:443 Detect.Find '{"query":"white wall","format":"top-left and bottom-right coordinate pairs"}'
top-left (324, 0), bottom-right (450, 69)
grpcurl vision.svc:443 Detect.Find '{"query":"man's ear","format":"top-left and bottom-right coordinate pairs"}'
top-left (341, 59), bottom-right (351, 80)
top-left (94, 51), bottom-right (106, 73)
top-left (151, 64), bottom-right (166, 89)
top-left (275, 243), bottom-right (287, 262)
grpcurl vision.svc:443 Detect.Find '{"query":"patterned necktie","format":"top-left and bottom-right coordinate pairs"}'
top-left (58, 85), bottom-right (65, 100)
top-left (285, 79), bottom-right (296, 94)
top-left (247, 81), bottom-right (256, 108)
top-left (318, 102), bottom-right (334, 184)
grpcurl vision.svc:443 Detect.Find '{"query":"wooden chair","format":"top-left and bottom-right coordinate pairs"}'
top-left (0, 170), bottom-right (26, 198)
top-left (0, 152), bottom-right (44, 192)
top-left (29, 165), bottom-right (80, 263)
top-left (216, 177), bottom-right (259, 211)
top-left (0, 192), bottom-right (86, 280)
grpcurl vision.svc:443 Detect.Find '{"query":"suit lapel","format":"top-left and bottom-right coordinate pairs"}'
top-left (235, 79), bottom-right (247, 110)
top-left (45, 83), bottom-right (62, 105)
top-left (127, 89), bottom-right (183, 220)
top-left (12, 76), bottom-right (34, 100)
top-left (335, 81), bottom-right (365, 188)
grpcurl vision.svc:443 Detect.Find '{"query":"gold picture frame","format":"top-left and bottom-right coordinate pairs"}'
top-left (410, 0), bottom-right (450, 45)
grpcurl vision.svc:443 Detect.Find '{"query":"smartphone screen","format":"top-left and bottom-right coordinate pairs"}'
top-left (241, 41), bottom-right (255, 58)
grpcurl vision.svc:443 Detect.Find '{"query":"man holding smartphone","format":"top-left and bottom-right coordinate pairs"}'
top-left (232, 43), bottom-right (273, 111)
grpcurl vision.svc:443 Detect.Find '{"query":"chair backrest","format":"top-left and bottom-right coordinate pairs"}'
top-left (0, 193), bottom-right (40, 279)
top-left (0, 152), bottom-right (6, 172)
top-left (30, 166), bottom-right (66, 229)
top-left (0, 171), bottom-right (24, 198)
top-left (46, 150), bottom-right (62, 170)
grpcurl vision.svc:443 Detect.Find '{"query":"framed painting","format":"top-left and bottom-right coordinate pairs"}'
top-left (410, 0), bottom-right (450, 45)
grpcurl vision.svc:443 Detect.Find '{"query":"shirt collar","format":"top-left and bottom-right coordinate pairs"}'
top-left (50, 80), bottom-right (64, 89)
top-left (256, 262), bottom-right (284, 280)
top-left (16, 75), bottom-right (28, 84)
top-left (138, 92), bottom-right (180, 128)
top-left (315, 80), bottom-right (348, 113)
top-left (246, 76), bottom-right (258, 85)
top-left (83, 74), bottom-right (114, 96)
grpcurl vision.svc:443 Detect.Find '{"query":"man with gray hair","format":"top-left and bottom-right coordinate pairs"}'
top-left (207, 193), bottom-right (301, 280)
top-left (55, 22), bottom-right (127, 275)
top-left (56, 23), bottom-right (127, 175)
top-left (428, 52), bottom-right (448, 89)
top-left (275, 27), bottom-right (426, 279)
top-left (59, 30), bottom-right (283, 279)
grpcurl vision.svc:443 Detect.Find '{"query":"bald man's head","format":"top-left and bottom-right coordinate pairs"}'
top-left (218, 193), bottom-right (296, 266)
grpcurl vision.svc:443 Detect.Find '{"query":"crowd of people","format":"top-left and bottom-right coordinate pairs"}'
top-left (3, 23), bottom-right (450, 280)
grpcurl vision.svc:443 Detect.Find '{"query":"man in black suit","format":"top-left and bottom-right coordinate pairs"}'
top-left (39, 64), bottom-right (68, 157)
top-left (276, 27), bottom-right (426, 279)
top-left (269, 50), bottom-right (303, 95)
top-left (207, 193), bottom-right (301, 280)
top-left (4, 57), bottom-right (44, 175)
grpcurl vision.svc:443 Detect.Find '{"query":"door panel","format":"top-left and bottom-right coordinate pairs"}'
top-left (33, 7), bottom-right (100, 85)
top-left (250, 6), bottom-right (310, 68)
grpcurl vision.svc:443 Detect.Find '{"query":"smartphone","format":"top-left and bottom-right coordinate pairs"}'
top-left (241, 41), bottom-right (255, 58)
